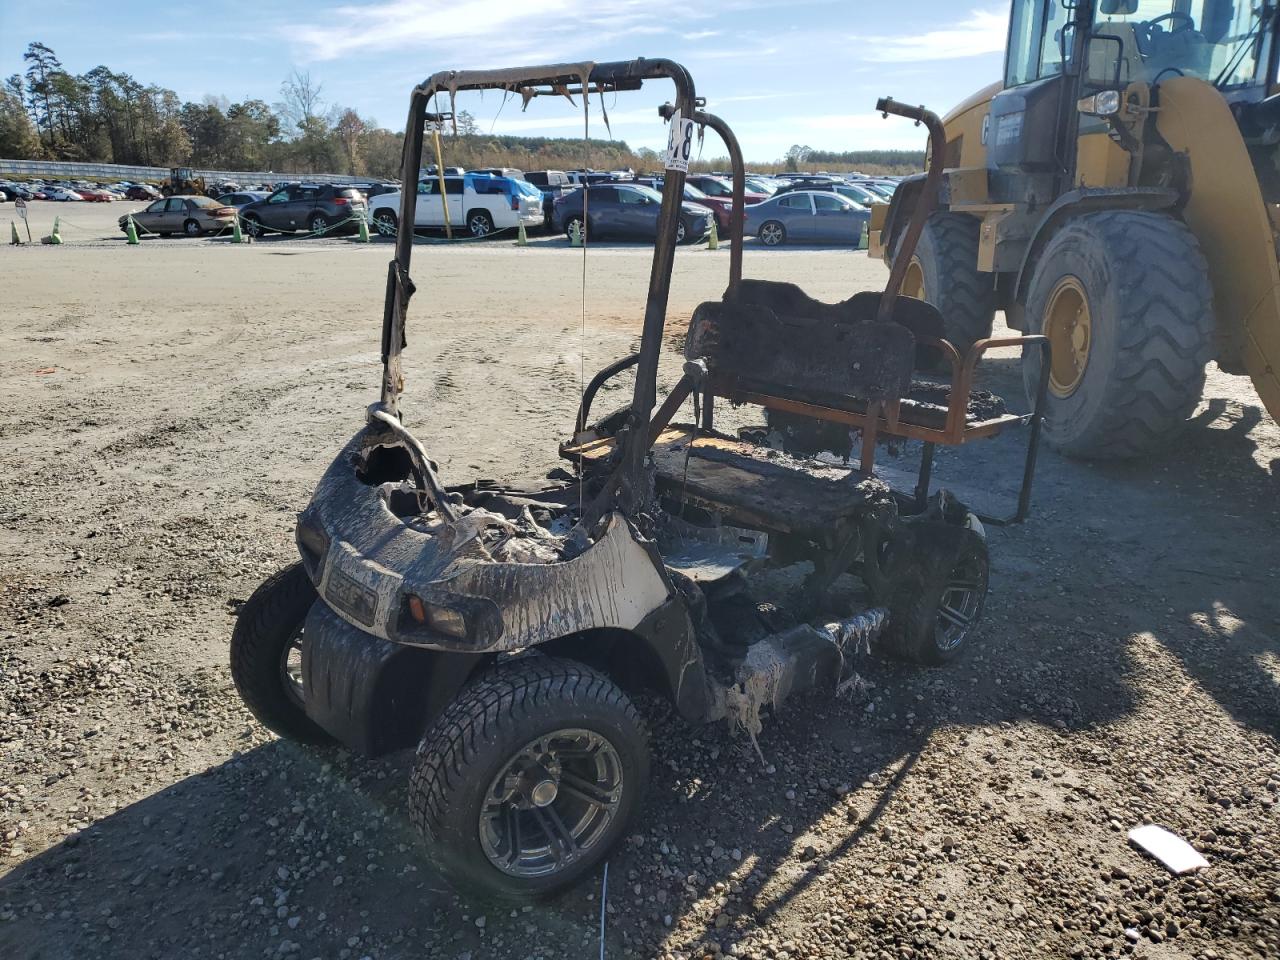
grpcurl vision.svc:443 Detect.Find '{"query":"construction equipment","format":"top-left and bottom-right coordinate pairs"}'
top-left (873, 0), bottom-right (1280, 458)
top-left (228, 59), bottom-right (1041, 904)
top-left (160, 166), bottom-right (205, 197)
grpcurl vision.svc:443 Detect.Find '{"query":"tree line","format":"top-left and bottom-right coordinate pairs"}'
top-left (0, 42), bottom-right (921, 179)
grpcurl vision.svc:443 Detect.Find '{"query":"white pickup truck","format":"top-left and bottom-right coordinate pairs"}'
top-left (368, 173), bottom-right (542, 238)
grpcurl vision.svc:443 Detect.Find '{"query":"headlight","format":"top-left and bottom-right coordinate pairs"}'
top-left (405, 595), bottom-right (468, 637)
top-left (1077, 89), bottom-right (1121, 117)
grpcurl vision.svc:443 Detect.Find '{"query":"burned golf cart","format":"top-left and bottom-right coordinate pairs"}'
top-left (230, 59), bottom-right (1050, 903)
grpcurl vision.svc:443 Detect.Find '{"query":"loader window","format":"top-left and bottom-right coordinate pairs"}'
top-left (1006, 0), bottom-right (1045, 86)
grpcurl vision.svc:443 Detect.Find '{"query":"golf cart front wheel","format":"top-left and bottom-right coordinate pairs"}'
top-left (881, 523), bottom-right (989, 665)
top-left (230, 562), bottom-right (332, 745)
top-left (409, 657), bottom-right (648, 903)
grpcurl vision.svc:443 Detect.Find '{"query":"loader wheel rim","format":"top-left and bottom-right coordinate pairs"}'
top-left (478, 728), bottom-right (623, 878)
top-left (1044, 276), bottom-right (1091, 398)
top-left (903, 258), bottom-right (925, 300)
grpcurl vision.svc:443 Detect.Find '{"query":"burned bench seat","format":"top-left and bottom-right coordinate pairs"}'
top-left (564, 425), bottom-right (892, 538)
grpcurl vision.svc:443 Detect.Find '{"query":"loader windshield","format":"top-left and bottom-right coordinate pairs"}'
top-left (1090, 0), bottom-right (1274, 89)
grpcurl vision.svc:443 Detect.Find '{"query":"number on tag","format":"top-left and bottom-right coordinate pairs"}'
top-left (665, 112), bottom-right (694, 173)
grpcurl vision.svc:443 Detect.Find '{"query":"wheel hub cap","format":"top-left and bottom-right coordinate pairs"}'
top-left (1044, 276), bottom-right (1091, 398)
top-left (529, 780), bottom-right (558, 807)
top-left (478, 729), bottom-right (623, 878)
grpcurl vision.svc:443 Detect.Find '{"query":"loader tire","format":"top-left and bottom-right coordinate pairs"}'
top-left (895, 212), bottom-right (995, 359)
top-left (1020, 211), bottom-right (1214, 459)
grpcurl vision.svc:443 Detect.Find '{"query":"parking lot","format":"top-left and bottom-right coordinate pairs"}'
top-left (2, 211), bottom-right (1279, 960)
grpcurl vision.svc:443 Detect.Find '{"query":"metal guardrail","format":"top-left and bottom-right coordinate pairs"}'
top-left (0, 157), bottom-right (393, 186)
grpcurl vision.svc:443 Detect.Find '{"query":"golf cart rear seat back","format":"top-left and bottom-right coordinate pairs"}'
top-left (231, 64), bottom-right (1051, 903)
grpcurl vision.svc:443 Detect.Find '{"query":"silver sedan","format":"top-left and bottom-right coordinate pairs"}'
top-left (743, 190), bottom-right (870, 246)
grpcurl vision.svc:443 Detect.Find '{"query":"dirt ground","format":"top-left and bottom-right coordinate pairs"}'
top-left (1, 202), bottom-right (1278, 960)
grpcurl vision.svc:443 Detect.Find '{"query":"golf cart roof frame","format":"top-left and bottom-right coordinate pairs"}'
top-left (377, 58), bottom-right (747, 520)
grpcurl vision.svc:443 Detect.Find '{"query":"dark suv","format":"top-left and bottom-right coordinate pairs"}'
top-left (552, 182), bottom-right (712, 243)
top-left (238, 183), bottom-right (367, 236)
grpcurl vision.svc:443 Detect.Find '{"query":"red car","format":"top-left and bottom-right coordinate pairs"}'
top-left (687, 174), bottom-right (767, 206)
top-left (683, 182), bottom-right (766, 232)
top-left (79, 188), bottom-right (113, 202)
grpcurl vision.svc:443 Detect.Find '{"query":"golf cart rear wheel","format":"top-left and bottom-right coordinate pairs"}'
top-left (409, 657), bottom-right (648, 903)
top-left (881, 523), bottom-right (988, 665)
top-left (229, 562), bottom-right (332, 745)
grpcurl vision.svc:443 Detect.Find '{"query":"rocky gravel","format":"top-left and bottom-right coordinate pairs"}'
top-left (2, 231), bottom-right (1278, 959)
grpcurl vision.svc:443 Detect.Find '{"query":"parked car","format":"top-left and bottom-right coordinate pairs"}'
top-left (551, 182), bottom-right (713, 243)
top-left (686, 174), bottom-right (767, 205)
top-left (777, 180), bottom-right (887, 206)
top-left (523, 170), bottom-right (575, 228)
top-left (216, 191), bottom-right (269, 208)
top-left (470, 167), bottom-right (523, 178)
top-left (0, 183), bottom-right (33, 201)
top-left (125, 184), bottom-right (162, 201)
top-left (238, 184), bottom-right (367, 237)
top-left (119, 195), bottom-right (237, 237)
top-left (359, 183), bottom-right (400, 199)
top-left (368, 173), bottom-right (542, 237)
top-left (743, 190), bottom-right (869, 246)
top-left (849, 178), bottom-right (897, 200)
top-left (78, 188), bottom-right (114, 202)
top-left (41, 186), bottom-right (84, 201)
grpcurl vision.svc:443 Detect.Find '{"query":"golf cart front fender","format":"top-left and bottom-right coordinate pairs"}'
top-left (298, 429), bottom-right (676, 654)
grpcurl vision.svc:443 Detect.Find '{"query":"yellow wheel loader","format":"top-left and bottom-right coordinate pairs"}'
top-left (161, 167), bottom-right (206, 198)
top-left (873, 0), bottom-right (1280, 458)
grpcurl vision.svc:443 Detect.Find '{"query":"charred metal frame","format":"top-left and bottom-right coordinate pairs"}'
top-left (573, 98), bottom-right (1050, 525)
top-left (377, 58), bottom-right (755, 524)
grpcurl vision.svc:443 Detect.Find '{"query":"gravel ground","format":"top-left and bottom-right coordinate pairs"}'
top-left (1, 203), bottom-right (1278, 960)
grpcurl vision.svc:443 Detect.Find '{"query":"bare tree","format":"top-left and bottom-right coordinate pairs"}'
top-left (277, 69), bottom-right (324, 133)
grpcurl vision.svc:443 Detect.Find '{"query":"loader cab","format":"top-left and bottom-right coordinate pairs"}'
top-left (991, 0), bottom-right (1279, 197)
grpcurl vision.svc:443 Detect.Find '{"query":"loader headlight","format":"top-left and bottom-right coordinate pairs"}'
top-left (1077, 90), bottom-right (1121, 117)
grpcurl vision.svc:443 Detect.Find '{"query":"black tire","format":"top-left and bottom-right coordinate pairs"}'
top-left (183, 218), bottom-right (202, 237)
top-left (676, 218), bottom-right (689, 244)
top-left (758, 220), bottom-right (786, 246)
top-left (372, 208), bottom-right (398, 235)
top-left (466, 209), bottom-right (494, 237)
top-left (1020, 211), bottom-right (1214, 459)
top-left (565, 215), bottom-right (586, 243)
top-left (895, 212), bottom-right (995, 358)
top-left (880, 523), bottom-right (988, 666)
top-left (229, 562), bottom-right (332, 745)
top-left (308, 212), bottom-right (330, 234)
top-left (409, 656), bottom-right (648, 903)
top-left (242, 214), bottom-right (264, 238)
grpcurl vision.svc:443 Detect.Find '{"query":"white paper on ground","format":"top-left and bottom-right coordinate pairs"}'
top-left (1128, 824), bottom-right (1209, 874)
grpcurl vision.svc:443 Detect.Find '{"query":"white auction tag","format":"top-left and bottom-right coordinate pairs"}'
top-left (665, 111), bottom-right (694, 173)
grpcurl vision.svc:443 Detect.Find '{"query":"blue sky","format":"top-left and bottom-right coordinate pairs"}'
top-left (0, 0), bottom-right (1009, 160)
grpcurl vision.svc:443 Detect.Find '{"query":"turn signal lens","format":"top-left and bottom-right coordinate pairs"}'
top-left (405, 595), bottom-right (468, 637)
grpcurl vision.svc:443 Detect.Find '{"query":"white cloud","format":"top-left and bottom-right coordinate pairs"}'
top-left (290, 0), bottom-right (741, 62)
top-left (852, 7), bottom-right (1008, 63)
